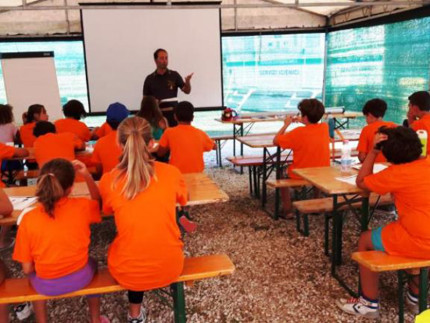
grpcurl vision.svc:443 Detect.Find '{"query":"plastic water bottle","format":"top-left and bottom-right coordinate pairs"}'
top-left (417, 130), bottom-right (428, 157)
top-left (341, 140), bottom-right (352, 173)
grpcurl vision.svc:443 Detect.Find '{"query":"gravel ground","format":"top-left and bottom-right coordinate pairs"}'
top-left (1, 148), bottom-right (416, 323)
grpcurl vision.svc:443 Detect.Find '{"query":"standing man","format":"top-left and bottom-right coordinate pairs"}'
top-left (143, 48), bottom-right (193, 127)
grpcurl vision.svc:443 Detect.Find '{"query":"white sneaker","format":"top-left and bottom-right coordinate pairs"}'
top-left (336, 296), bottom-right (380, 319)
top-left (14, 302), bottom-right (33, 321)
top-left (127, 306), bottom-right (146, 323)
top-left (406, 290), bottom-right (425, 315)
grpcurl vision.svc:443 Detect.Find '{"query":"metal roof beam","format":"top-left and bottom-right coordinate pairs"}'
top-left (0, 1), bottom-right (425, 10)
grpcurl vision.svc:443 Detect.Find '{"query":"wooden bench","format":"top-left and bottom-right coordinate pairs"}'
top-left (352, 251), bottom-right (430, 323)
top-left (0, 254), bottom-right (235, 323)
top-left (227, 155), bottom-right (294, 198)
top-left (211, 135), bottom-right (234, 167)
top-left (265, 179), bottom-right (311, 220)
top-left (293, 193), bottom-right (393, 240)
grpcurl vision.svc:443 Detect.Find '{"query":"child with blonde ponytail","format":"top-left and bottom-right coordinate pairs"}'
top-left (99, 117), bottom-right (187, 323)
top-left (12, 158), bottom-right (109, 323)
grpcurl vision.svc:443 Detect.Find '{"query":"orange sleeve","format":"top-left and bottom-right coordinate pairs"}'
top-left (410, 120), bottom-right (421, 131)
top-left (71, 134), bottom-right (84, 150)
top-left (357, 127), bottom-right (369, 153)
top-left (81, 124), bottom-right (91, 142)
top-left (159, 130), bottom-right (170, 148)
top-left (202, 132), bottom-right (215, 152)
top-left (95, 123), bottom-right (111, 138)
top-left (99, 173), bottom-right (114, 215)
top-left (176, 172), bottom-right (188, 206)
top-left (363, 167), bottom-right (400, 195)
top-left (0, 143), bottom-right (15, 159)
top-left (277, 129), bottom-right (299, 149)
top-left (95, 127), bottom-right (104, 139)
top-left (86, 199), bottom-right (101, 224)
top-left (91, 141), bottom-right (102, 165)
top-left (12, 217), bottom-right (33, 263)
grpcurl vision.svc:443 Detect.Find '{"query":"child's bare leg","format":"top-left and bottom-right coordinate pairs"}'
top-left (87, 296), bottom-right (101, 323)
top-left (0, 260), bottom-right (8, 322)
top-left (0, 304), bottom-right (8, 322)
top-left (407, 271), bottom-right (420, 296)
top-left (313, 188), bottom-right (321, 199)
top-left (358, 231), bottom-right (379, 300)
top-left (0, 226), bottom-right (12, 248)
top-left (32, 300), bottom-right (47, 323)
top-left (129, 303), bottom-right (141, 318)
top-left (280, 188), bottom-right (292, 214)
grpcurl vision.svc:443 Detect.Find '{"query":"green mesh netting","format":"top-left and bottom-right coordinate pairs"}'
top-left (325, 16), bottom-right (430, 127)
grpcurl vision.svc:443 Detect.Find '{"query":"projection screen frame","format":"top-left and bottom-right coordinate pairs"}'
top-left (80, 1), bottom-right (224, 114)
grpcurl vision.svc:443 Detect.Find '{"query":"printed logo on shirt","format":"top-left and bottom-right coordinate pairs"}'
top-left (167, 80), bottom-right (175, 90)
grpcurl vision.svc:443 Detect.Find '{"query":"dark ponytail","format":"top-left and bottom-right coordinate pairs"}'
top-left (35, 159), bottom-right (75, 217)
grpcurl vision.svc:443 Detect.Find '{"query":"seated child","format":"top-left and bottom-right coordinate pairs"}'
top-left (273, 99), bottom-right (330, 217)
top-left (33, 121), bottom-right (84, 168)
top-left (99, 117), bottom-right (186, 323)
top-left (137, 96), bottom-right (169, 161)
top-left (357, 98), bottom-right (396, 163)
top-left (91, 103), bottom-right (125, 140)
top-left (407, 91), bottom-right (430, 155)
top-left (137, 96), bottom-right (168, 140)
top-left (158, 101), bottom-right (215, 173)
top-left (0, 188), bottom-right (33, 322)
top-left (55, 100), bottom-right (91, 142)
top-left (0, 104), bottom-right (27, 181)
top-left (338, 126), bottom-right (430, 318)
top-left (19, 104), bottom-right (49, 148)
top-left (13, 158), bottom-right (108, 323)
top-left (91, 102), bottom-right (129, 175)
top-left (0, 104), bottom-right (18, 144)
top-left (0, 143), bottom-right (28, 254)
top-left (158, 101), bottom-right (215, 232)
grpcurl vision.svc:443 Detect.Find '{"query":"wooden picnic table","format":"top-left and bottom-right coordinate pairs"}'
top-left (236, 132), bottom-right (360, 207)
top-left (9, 147), bottom-right (92, 161)
top-left (0, 173), bottom-right (229, 225)
top-left (215, 110), bottom-right (362, 156)
top-left (9, 143), bottom-right (159, 161)
top-left (293, 166), bottom-right (370, 295)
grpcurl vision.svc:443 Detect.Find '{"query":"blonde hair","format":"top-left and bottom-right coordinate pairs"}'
top-left (115, 117), bottom-right (155, 199)
top-left (35, 159), bottom-right (75, 217)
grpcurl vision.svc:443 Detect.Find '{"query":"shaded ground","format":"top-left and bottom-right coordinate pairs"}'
top-left (2, 157), bottom-right (414, 322)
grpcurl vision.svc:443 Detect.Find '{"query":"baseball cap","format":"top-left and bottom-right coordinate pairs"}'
top-left (106, 102), bottom-right (130, 122)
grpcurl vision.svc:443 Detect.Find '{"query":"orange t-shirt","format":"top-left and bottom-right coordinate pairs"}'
top-left (159, 124), bottom-right (214, 174)
top-left (33, 132), bottom-right (83, 168)
top-left (411, 114), bottom-right (430, 155)
top-left (13, 198), bottom-right (100, 279)
top-left (0, 143), bottom-right (16, 188)
top-left (91, 131), bottom-right (121, 174)
top-left (19, 122), bottom-right (36, 148)
top-left (278, 123), bottom-right (331, 179)
top-left (95, 122), bottom-right (113, 139)
top-left (99, 162), bottom-right (187, 290)
top-left (364, 158), bottom-right (430, 258)
top-left (55, 118), bottom-right (91, 142)
top-left (357, 120), bottom-right (397, 163)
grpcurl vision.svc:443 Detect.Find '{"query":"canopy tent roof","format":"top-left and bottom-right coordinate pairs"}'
top-left (0, 0), bottom-right (428, 36)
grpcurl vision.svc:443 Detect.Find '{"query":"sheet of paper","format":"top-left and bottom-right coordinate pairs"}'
top-left (10, 196), bottom-right (37, 210)
top-left (335, 175), bottom-right (357, 186)
top-left (352, 163), bottom-right (388, 173)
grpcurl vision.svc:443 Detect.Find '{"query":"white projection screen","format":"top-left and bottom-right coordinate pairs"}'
top-left (81, 7), bottom-right (223, 113)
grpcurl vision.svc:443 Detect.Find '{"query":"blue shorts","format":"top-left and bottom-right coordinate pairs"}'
top-left (371, 226), bottom-right (386, 252)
